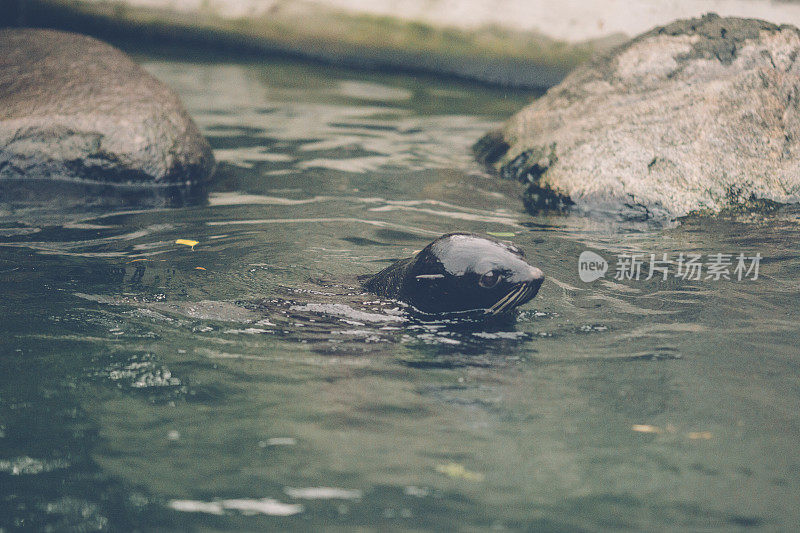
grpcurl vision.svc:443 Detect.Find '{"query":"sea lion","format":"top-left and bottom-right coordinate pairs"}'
top-left (363, 233), bottom-right (544, 315)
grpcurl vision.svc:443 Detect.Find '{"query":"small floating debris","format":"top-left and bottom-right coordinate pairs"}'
top-left (631, 424), bottom-right (662, 434)
top-left (223, 498), bottom-right (303, 516)
top-left (633, 424), bottom-right (706, 439)
top-left (403, 486), bottom-right (430, 498)
top-left (284, 487), bottom-right (362, 500)
top-left (175, 239), bottom-right (199, 250)
top-left (259, 437), bottom-right (296, 447)
top-left (168, 498), bottom-right (303, 516)
top-left (435, 462), bottom-right (484, 481)
top-left (168, 500), bottom-right (224, 515)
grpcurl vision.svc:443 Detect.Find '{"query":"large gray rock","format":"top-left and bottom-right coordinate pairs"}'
top-left (0, 28), bottom-right (214, 205)
top-left (475, 14), bottom-right (800, 219)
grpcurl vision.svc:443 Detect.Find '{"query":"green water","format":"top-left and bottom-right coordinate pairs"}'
top-left (1, 54), bottom-right (800, 531)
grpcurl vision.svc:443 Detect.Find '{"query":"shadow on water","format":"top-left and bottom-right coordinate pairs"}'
top-left (0, 177), bottom-right (211, 210)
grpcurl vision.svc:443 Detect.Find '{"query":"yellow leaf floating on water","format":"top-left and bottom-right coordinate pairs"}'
top-left (435, 462), bottom-right (484, 481)
top-left (175, 239), bottom-right (199, 250)
top-left (487, 232), bottom-right (516, 238)
top-left (632, 424), bottom-right (662, 434)
top-left (195, 267), bottom-right (206, 270)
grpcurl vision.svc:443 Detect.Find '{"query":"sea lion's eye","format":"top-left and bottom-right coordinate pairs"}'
top-left (479, 271), bottom-right (501, 289)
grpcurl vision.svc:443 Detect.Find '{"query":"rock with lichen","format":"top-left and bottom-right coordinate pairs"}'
top-left (475, 14), bottom-right (800, 219)
top-left (0, 28), bottom-right (214, 206)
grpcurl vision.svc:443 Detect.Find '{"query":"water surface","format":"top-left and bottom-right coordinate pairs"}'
top-left (1, 54), bottom-right (799, 531)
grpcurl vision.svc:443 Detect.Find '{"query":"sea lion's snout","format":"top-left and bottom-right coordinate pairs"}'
top-left (518, 267), bottom-right (545, 304)
top-left (522, 266), bottom-right (545, 295)
top-left (523, 265), bottom-right (545, 297)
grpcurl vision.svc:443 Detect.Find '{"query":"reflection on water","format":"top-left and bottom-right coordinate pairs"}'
top-left (1, 55), bottom-right (800, 530)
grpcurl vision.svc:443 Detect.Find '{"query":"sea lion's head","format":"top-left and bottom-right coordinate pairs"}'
top-left (401, 233), bottom-right (544, 315)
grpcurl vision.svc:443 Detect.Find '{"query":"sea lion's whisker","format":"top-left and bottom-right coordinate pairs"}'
top-left (487, 286), bottom-right (520, 314)
top-left (500, 288), bottom-right (526, 314)
top-left (520, 283), bottom-right (534, 302)
top-left (498, 282), bottom-right (536, 314)
top-left (505, 284), bottom-right (530, 311)
top-left (488, 283), bottom-right (527, 315)
top-left (512, 285), bottom-right (530, 309)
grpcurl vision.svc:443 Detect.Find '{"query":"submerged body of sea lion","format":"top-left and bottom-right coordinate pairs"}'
top-left (363, 233), bottom-right (544, 316)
